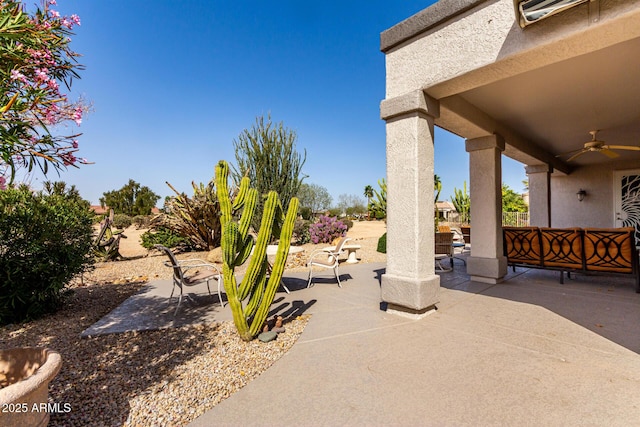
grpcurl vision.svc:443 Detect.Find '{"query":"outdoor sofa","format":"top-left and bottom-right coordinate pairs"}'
top-left (503, 226), bottom-right (639, 292)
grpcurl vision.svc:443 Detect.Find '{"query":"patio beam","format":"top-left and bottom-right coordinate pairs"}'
top-left (438, 95), bottom-right (572, 175)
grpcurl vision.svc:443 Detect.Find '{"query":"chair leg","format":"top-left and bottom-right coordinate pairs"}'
top-left (334, 266), bottom-right (342, 288)
top-left (307, 267), bottom-right (314, 288)
top-left (217, 276), bottom-right (225, 307)
top-left (174, 288), bottom-right (184, 316)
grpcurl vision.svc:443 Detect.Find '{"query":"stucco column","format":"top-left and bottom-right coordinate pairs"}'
top-left (525, 164), bottom-right (552, 227)
top-left (465, 135), bottom-right (508, 284)
top-left (379, 90), bottom-right (440, 318)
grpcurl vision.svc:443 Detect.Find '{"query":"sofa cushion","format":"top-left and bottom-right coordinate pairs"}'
top-left (583, 228), bottom-right (634, 273)
top-left (503, 227), bottom-right (541, 266)
top-left (540, 228), bottom-right (583, 270)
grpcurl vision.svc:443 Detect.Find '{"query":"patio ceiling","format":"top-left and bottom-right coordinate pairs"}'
top-left (455, 36), bottom-right (640, 169)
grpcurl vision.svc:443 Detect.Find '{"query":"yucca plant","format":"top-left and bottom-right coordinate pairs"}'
top-left (216, 160), bottom-right (299, 341)
top-left (154, 180), bottom-right (222, 250)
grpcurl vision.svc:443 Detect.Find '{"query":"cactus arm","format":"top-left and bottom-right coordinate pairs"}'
top-left (248, 197), bottom-right (299, 337)
top-left (232, 176), bottom-right (250, 211)
top-left (237, 191), bottom-right (277, 298)
top-left (215, 161), bottom-right (233, 228)
top-left (234, 233), bottom-right (255, 266)
top-left (238, 188), bottom-right (257, 237)
top-left (222, 263), bottom-right (252, 340)
top-left (244, 259), bottom-right (268, 316)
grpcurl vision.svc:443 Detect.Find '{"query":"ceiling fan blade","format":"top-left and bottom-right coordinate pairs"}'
top-left (566, 150), bottom-right (587, 162)
top-left (556, 148), bottom-right (584, 158)
top-left (599, 148), bottom-right (620, 159)
top-left (605, 145), bottom-right (640, 151)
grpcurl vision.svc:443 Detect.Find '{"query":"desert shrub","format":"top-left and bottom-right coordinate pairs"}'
top-left (141, 227), bottom-right (191, 250)
top-left (155, 181), bottom-right (221, 250)
top-left (299, 206), bottom-right (312, 220)
top-left (342, 219), bottom-right (353, 230)
top-left (377, 233), bottom-right (387, 253)
top-left (133, 215), bottom-right (152, 229)
top-left (309, 215), bottom-right (347, 244)
top-left (293, 219), bottom-right (311, 245)
top-left (112, 214), bottom-right (132, 229)
top-left (0, 186), bottom-right (95, 324)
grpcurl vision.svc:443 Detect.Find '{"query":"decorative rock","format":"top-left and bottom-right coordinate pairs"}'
top-left (258, 331), bottom-right (277, 342)
top-left (272, 327), bottom-right (286, 334)
top-left (274, 316), bottom-right (283, 328)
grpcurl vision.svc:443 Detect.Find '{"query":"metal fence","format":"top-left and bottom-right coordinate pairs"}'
top-left (444, 211), bottom-right (529, 227)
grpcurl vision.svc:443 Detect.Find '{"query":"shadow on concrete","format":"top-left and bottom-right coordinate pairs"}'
top-left (441, 264), bottom-right (640, 354)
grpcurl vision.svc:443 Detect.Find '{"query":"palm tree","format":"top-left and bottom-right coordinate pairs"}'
top-left (434, 174), bottom-right (442, 227)
top-left (364, 184), bottom-right (374, 219)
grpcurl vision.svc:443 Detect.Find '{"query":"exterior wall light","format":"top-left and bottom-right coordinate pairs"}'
top-left (577, 189), bottom-right (587, 202)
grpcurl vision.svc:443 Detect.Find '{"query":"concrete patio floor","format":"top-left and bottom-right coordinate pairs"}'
top-left (83, 260), bottom-right (640, 425)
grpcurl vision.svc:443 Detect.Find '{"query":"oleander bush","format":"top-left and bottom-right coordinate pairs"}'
top-left (309, 215), bottom-right (347, 244)
top-left (0, 185), bottom-right (95, 324)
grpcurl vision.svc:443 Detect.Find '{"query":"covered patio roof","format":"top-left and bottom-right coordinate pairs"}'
top-left (381, 0), bottom-right (640, 174)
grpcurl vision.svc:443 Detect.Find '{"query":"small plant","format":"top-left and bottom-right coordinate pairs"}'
top-left (309, 215), bottom-right (347, 244)
top-left (141, 227), bottom-right (191, 250)
top-left (293, 219), bottom-right (311, 245)
top-left (112, 214), bottom-right (132, 230)
top-left (342, 219), bottom-right (354, 230)
top-left (377, 232), bottom-right (387, 253)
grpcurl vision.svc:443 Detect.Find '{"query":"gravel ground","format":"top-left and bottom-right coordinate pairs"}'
top-left (0, 221), bottom-right (386, 426)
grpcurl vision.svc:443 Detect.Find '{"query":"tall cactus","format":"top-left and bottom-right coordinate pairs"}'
top-left (215, 160), bottom-right (299, 341)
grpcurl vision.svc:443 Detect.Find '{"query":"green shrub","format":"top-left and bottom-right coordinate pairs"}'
top-left (299, 206), bottom-right (312, 220)
top-left (375, 210), bottom-right (386, 220)
top-left (377, 232), bottom-right (387, 253)
top-left (293, 219), bottom-right (311, 245)
top-left (141, 227), bottom-right (191, 250)
top-left (342, 219), bottom-right (353, 230)
top-left (112, 213), bottom-right (133, 229)
top-left (0, 186), bottom-right (95, 324)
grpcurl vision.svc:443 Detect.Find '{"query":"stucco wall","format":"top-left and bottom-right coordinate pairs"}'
top-left (384, 0), bottom-right (640, 99)
top-left (550, 161), bottom-right (639, 228)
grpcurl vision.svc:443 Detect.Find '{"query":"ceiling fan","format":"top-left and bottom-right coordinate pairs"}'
top-left (557, 130), bottom-right (640, 162)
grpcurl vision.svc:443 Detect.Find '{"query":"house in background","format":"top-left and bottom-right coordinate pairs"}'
top-left (380, 0), bottom-right (640, 316)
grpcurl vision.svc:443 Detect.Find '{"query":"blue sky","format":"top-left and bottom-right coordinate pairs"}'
top-left (36, 0), bottom-right (527, 206)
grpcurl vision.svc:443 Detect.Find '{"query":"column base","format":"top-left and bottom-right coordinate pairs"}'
top-left (467, 256), bottom-right (507, 284)
top-left (385, 303), bottom-right (438, 320)
top-left (381, 273), bottom-right (440, 312)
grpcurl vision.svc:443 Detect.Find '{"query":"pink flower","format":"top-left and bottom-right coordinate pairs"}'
top-left (49, 0), bottom-right (57, 5)
top-left (0, 176), bottom-right (6, 190)
top-left (72, 106), bottom-right (83, 125)
top-left (71, 14), bottom-right (81, 26)
top-left (35, 68), bottom-right (50, 83)
top-left (10, 69), bottom-right (27, 82)
top-left (49, 10), bottom-right (60, 18)
top-left (72, 140), bottom-right (78, 149)
top-left (47, 79), bottom-right (59, 91)
top-left (62, 18), bottom-right (71, 29)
